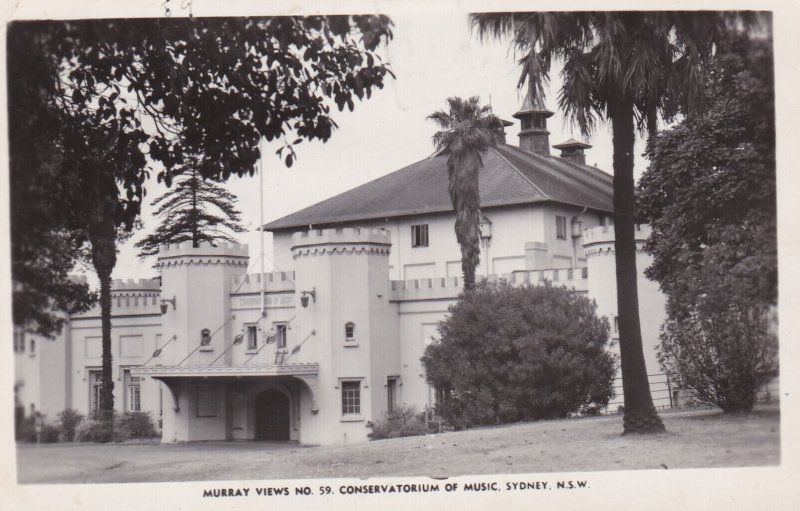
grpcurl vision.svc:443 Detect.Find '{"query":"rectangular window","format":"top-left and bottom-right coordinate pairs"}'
top-left (275, 323), bottom-right (287, 348)
top-left (13, 330), bottom-right (24, 353)
top-left (556, 215), bottom-right (567, 240)
top-left (126, 371), bottom-right (141, 412)
top-left (89, 371), bottom-right (102, 414)
top-left (411, 224), bottom-right (429, 247)
top-left (387, 377), bottom-right (398, 413)
top-left (341, 381), bottom-right (361, 415)
top-left (29, 338), bottom-right (36, 357)
top-left (246, 324), bottom-right (258, 350)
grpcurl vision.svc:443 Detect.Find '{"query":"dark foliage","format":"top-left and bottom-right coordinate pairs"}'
top-left (57, 409), bottom-right (85, 442)
top-left (638, 38), bottom-right (777, 413)
top-left (118, 411), bottom-right (159, 439)
top-left (136, 164), bottom-right (246, 258)
top-left (17, 416), bottom-right (60, 443)
top-left (368, 406), bottom-right (435, 440)
top-left (422, 282), bottom-right (616, 429)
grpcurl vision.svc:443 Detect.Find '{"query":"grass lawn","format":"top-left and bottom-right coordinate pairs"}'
top-left (16, 404), bottom-right (779, 484)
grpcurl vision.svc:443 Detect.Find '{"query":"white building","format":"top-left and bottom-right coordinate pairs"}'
top-left (13, 95), bottom-right (667, 444)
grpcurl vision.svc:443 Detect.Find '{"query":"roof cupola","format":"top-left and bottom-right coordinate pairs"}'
top-left (512, 91), bottom-right (554, 156)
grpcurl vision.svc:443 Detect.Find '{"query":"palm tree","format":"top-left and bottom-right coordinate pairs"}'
top-left (429, 96), bottom-right (502, 290)
top-left (472, 12), bottom-right (758, 433)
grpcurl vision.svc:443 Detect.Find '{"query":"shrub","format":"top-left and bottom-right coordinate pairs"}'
top-left (658, 284), bottom-right (778, 413)
top-left (369, 406), bottom-right (435, 440)
top-left (17, 414), bottom-right (59, 443)
top-left (57, 409), bottom-right (84, 442)
top-left (118, 411), bottom-right (158, 439)
top-left (75, 419), bottom-right (115, 443)
top-left (75, 411), bottom-right (159, 442)
top-left (422, 281), bottom-right (616, 429)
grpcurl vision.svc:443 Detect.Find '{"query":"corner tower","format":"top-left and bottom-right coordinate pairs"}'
top-left (157, 241), bottom-right (249, 367)
top-left (290, 228), bottom-right (399, 444)
top-left (513, 90), bottom-right (554, 156)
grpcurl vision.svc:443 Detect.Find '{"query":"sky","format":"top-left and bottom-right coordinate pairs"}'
top-left (97, 9), bottom-right (650, 284)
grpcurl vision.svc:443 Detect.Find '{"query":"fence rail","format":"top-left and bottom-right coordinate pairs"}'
top-left (602, 373), bottom-right (779, 414)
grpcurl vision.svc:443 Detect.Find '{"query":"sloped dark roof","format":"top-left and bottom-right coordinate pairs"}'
top-left (263, 144), bottom-right (613, 232)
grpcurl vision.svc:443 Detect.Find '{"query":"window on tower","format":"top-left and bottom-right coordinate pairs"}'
top-left (341, 381), bottom-right (361, 415)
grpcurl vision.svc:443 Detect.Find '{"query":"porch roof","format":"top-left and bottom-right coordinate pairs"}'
top-left (132, 363), bottom-right (319, 378)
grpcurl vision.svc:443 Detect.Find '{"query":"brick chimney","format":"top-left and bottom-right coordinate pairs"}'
top-left (492, 118), bottom-right (514, 145)
top-left (553, 138), bottom-right (592, 165)
top-left (512, 91), bottom-right (554, 156)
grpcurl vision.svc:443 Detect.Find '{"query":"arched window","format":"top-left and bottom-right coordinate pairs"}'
top-left (345, 322), bottom-right (355, 342)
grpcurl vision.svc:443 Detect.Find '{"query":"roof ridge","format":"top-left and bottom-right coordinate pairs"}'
top-left (501, 144), bottom-right (612, 192)
top-left (489, 145), bottom-right (551, 201)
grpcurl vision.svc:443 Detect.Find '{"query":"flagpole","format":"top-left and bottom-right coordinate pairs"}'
top-left (259, 138), bottom-right (266, 321)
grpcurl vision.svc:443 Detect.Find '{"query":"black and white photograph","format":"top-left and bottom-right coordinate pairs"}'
top-left (2, 1), bottom-right (797, 509)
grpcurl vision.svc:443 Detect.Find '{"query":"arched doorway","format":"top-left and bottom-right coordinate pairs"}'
top-left (254, 389), bottom-right (290, 441)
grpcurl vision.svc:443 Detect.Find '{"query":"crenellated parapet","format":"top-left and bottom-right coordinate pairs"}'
top-left (389, 268), bottom-right (590, 301)
top-left (390, 276), bottom-right (462, 301)
top-left (111, 278), bottom-right (161, 295)
top-left (157, 241), bottom-right (249, 268)
top-left (291, 227), bottom-right (391, 259)
top-left (582, 224), bottom-right (653, 257)
top-left (230, 271), bottom-right (296, 294)
top-left (506, 268), bottom-right (588, 291)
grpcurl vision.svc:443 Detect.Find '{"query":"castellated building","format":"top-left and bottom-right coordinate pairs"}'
top-left (13, 95), bottom-right (667, 445)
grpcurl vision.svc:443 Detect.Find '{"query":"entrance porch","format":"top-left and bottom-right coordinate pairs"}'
top-left (132, 364), bottom-right (319, 443)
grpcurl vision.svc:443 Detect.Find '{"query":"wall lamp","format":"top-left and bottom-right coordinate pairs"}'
top-left (160, 296), bottom-right (176, 315)
top-left (300, 288), bottom-right (316, 308)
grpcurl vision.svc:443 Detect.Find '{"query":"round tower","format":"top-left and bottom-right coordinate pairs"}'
top-left (582, 224), bottom-right (667, 378)
top-left (156, 241), bottom-right (249, 367)
top-left (513, 90), bottom-right (555, 156)
top-left (290, 228), bottom-right (398, 444)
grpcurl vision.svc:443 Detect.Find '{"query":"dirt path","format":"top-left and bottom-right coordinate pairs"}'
top-left (16, 406), bottom-right (779, 484)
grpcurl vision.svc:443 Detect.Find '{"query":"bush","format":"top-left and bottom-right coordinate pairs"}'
top-left (422, 281), bottom-right (616, 429)
top-left (57, 409), bottom-right (84, 442)
top-left (75, 419), bottom-right (116, 443)
top-left (658, 285), bottom-right (778, 413)
top-left (369, 406), bottom-right (435, 440)
top-left (17, 414), bottom-right (60, 443)
top-left (118, 411), bottom-right (158, 439)
top-left (75, 411), bottom-right (159, 442)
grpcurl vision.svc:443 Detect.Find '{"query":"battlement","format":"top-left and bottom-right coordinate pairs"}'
top-left (291, 227), bottom-right (391, 247)
top-left (389, 268), bottom-right (589, 301)
top-left (582, 224), bottom-right (652, 247)
top-left (72, 290), bottom-right (162, 319)
top-left (390, 276), bottom-right (462, 301)
top-left (230, 271), bottom-right (296, 294)
top-left (157, 241), bottom-right (249, 259)
top-left (111, 278), bottom-right (161, 293)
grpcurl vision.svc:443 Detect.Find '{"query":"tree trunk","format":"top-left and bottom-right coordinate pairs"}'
top-left (461, 242), bottom-right (477, 291)
top-left (609, 96), bottom-right (665, 434)
top-left (90, 216), bottom-right (118, 427)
